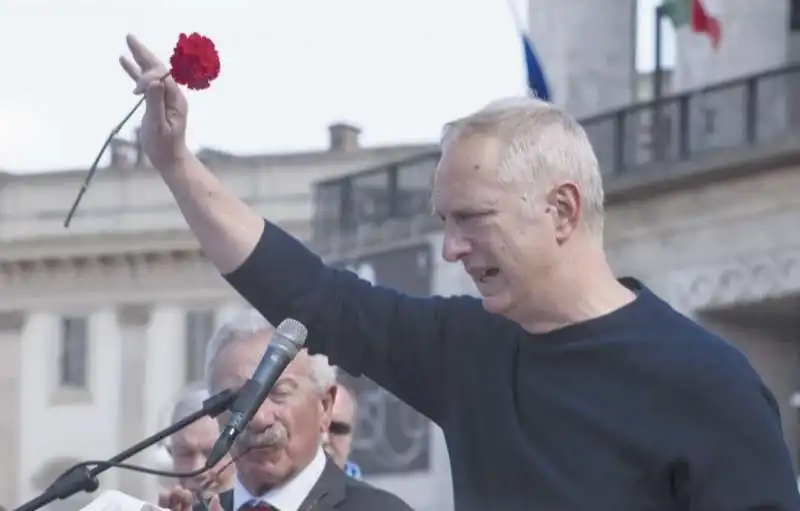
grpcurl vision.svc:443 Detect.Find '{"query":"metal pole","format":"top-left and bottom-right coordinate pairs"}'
top-left (654, 5), bottom-right (664, 102)
top-left (653, 5), bottom-right (665, 161)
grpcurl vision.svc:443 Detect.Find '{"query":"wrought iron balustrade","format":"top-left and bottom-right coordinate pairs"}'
top-left (312, 64), bottom-right (800, 252)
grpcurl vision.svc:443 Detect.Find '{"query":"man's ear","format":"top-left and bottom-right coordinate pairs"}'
top-left (546, 181), bottom-right (581, 242)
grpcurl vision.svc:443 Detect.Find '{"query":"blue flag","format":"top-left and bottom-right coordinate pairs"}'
top-left (522, 34), bottom-right (551, 101)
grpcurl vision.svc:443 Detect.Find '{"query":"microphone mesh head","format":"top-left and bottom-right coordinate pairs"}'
top-left (276, 318), bottom-right (308, 349)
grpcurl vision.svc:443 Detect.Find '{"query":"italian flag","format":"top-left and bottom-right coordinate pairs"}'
top-left (662, 0), bottom-right (722, 50)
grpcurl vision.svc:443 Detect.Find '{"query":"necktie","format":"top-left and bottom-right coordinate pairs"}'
top-left (239, 501), bottom-right (279, 511)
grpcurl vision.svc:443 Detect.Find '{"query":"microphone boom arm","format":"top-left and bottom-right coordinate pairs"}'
top-left (12, 389), bottom-right (238, 511)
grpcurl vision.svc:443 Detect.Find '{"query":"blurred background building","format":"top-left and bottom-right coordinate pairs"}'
top-left (1, 0), bottom-right (800, 510)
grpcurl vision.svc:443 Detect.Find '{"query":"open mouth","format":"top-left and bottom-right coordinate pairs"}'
top-left (478, 267), bottom-right (500, 283)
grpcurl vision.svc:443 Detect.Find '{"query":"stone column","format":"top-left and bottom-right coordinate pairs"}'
top-left (0, 311), bottom-right (24, 506)
top-left (18, 311), bottom-right (59, 503)
top-left (139, 304), bottom-right (187, 500)
top-left (89, 308), bottom-right (125, 493)
top-left (528, 0), bottom-right (637, 118)
top-left (116, 305), bottom-right (152, 498)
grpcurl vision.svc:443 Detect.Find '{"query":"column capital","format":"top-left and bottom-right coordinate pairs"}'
top-left (118, 304), bottom-right (152, 327)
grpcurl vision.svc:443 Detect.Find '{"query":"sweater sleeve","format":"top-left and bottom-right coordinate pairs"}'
top-left (688, 366), bottom-right (800, 510)
top-left (224, 220), bottom-right (476, 424)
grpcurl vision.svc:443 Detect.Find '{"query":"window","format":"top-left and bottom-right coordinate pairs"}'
top-left (185, 310), bottom-right (215, 382)
top-left (791, 0), bottom-right (800, 31)
top-left (59, 316), bottom-right (88, 388)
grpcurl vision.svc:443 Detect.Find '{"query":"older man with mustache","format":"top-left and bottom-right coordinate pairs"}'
top-left (156, 310), bottom-right (413, 511)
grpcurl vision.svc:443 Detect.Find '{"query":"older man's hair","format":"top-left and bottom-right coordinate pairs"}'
top-left (204, 309), bottom-right (336, 394)
top-left (171, 381), bottom-right (211, 424)
top-left (439, 97), bottom-right (605, 238)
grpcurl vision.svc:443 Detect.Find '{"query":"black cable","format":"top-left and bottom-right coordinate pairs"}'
top-left (59, 460), bottom-right (203, 479)
top-left (12, 388), bottom-right (239, 511)
top-left (65, 444), bottom-right (249, 479)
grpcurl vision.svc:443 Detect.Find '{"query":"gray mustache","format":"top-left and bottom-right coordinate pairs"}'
top-left (236, 424), bottom-right (288, 449)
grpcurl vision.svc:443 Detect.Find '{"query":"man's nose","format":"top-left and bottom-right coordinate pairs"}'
top-left (247, 399), bottom-right (278, 430)
top-left (441, 224), bottom-right (471, 263)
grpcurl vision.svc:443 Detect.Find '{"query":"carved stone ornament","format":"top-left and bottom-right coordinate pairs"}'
top-left (664, 246), bottom-right (800, 312)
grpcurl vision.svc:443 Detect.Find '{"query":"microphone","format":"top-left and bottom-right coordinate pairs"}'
top-left (205, 318), bottom-right (308, 468)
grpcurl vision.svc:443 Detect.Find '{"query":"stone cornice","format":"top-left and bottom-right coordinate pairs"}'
top-left (0, 247), bottom-right (235, 311)
top-left (661, 245), bottom-right (800, 312)
top-left (0, 229), bottom-right (201, 261)
top-left (0, 220), bottom-right (443, 312)
top-left (5, 230), bottom-right (800, 315)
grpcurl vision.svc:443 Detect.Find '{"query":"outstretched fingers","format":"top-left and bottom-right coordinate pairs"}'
top-left (126, 33), bottom-right (165, 72)
top-left (122, 34), bottom-right (169, 95)
top-left (119, 55), bottom-right (140, 83)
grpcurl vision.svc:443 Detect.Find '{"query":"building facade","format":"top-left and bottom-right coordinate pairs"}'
top-left (1, 63), bottom-right (800, 511)
top-left (0, 124), bottom-right (442, 510)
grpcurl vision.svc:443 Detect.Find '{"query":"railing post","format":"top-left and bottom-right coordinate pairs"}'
top-left (678, 94), bottom-right (690, 160)
top-left (614, 111), bottom-right (625, 174)
top-left (744, 77), bottom-right (758, 145)
top-left (387, 165), bottom-right (399, 219)
top-left (653, 98), bottom-right (665, 163)
top-left (339, 177), bottom-right (354, 237)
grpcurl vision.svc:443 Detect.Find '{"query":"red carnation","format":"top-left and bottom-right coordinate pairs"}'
top-left (169, 32), bottom-right (220, 90)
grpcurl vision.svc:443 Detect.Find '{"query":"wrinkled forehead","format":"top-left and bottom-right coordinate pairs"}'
top-left (216, 332), bottom-right (312, 381)
top-left (432, 135), bottom-right (508, 213)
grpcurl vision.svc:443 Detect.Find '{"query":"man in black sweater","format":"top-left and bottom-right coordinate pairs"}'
top-left (121, 35), bottom-right (800, 510)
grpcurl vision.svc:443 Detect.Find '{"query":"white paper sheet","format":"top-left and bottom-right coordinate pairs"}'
top-left (77, 490), bottom-right (164, 511)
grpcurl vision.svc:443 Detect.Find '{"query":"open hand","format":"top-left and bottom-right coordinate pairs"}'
top-left (119, 34), bottom-right (190, 170)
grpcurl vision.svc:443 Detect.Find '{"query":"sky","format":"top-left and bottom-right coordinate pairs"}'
top-left (0, 0), bottom-right (674, 173)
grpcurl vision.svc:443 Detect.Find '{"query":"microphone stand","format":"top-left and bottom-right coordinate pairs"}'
top-left (12, 388), bottom-right (237, 511)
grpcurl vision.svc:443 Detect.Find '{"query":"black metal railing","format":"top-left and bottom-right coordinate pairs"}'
top-left (585, 63), bottom-right (800, 177)
top-left (312, 151), bottom-right (440, 247)
top-left (312, 64), bottom-right (800, 247)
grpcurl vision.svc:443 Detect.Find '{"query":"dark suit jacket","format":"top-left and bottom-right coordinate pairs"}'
top-left (198, 458), bottom-right (414, 511)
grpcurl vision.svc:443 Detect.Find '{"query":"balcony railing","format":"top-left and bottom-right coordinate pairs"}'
top-left (312, 152), bottom-right (440, 251)
top-left (312, 63), bottom-right (800, 253)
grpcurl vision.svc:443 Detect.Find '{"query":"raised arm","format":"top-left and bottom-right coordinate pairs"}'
top-left (160, 153), bottom-right (470, 423)
top-left (158, 150), bottom-right (264, 274)
top-left (225, 219), bottom-right (479, 423)
top-left (121, 34), bottom-right (474, 423)
top-left (118, 33), bottom-right (263, 275)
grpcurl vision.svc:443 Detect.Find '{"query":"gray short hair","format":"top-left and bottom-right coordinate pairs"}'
top-left (439, 96), bottom-right (605, 238)
top-left (171, 381), bottom-right (211, 424)
top-left (204, 309), bottom-right (336, 395)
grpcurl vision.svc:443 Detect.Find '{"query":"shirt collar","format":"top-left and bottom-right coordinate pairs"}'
top-left (233, 446), bottom-right (327, 511)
